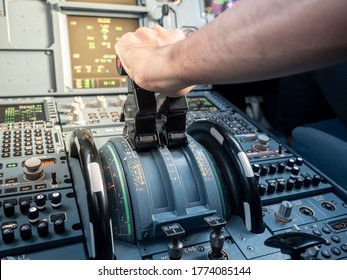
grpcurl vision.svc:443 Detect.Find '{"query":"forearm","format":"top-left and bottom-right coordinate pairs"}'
top-left (171, 0), bottom-right (347, 86)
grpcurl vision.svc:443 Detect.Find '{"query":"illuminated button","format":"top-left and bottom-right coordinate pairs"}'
top-left (35, 183), bottom-right (47, 190)
top-left (20, 185), bottom-right (32, 192)
top-left (5, 178), bottom-right (18, 184)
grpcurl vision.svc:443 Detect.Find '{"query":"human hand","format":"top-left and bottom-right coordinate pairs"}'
top-left (115, 25), bottom-right (195, 97)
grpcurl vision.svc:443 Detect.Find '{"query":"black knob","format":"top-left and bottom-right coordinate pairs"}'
top-left (312, 174), bottom-right (321, 186)
top-left (4, 202), bottom-right (15, 217)
top-left (304, 175), bottom-right (313, 187)
top-left (277, 162), bottom-right (286, 173)
top-left (37, 220), bottom-right (49, 237)
top-left (54, 219), bottom-right (65, 234)
top-left (277, 180), bottom-right (286, 192)
top-left (291, 166), bottom-right (300, 177)
top-left (20, 224), bottom-right (32, 240)
top-left (264, 232), bottom-right (326, 260)
top-left (2, 228), bottom-right (15, 244)
top-left (20, 200), bottom-right (31, 215)
top-left (258, 184), bottom-right (267, 196)
top-left (267, 182), bottom-right (276, 194)
top-left (269, 163), bottom-right (277, 174)
top-left (286, 178), bottom-right (295, 191)
top-left (260, 165), bottom-right (269, 176)
top-left (286, 158), bottom-right (295, 171)
top-left (28, 206), bottom-right (39, 224)
top-left (295, 177), bottom-right (304, 189)
top-left (296, 157), bottom-right (304, 166)
top-left (51, 192), bottom-right (62, 208)
top-left (35, 194), bottom-right (47, 210)
top-left (254, 172), bottom-right (260, 182)
top-left (252, 163), bottom-right (260, 173)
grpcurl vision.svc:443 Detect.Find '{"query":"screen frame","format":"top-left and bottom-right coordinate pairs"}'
top-left (58, 3), bottom-right (145, 95)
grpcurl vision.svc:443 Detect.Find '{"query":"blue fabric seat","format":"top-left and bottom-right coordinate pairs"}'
top-left (291, 118), bottom-right (347, 190)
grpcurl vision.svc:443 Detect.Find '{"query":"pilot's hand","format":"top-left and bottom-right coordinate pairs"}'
top-left (115, 25), bottom-right (195, 97)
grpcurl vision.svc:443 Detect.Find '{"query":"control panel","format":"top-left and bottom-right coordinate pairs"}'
top-left (1, 91), bottom-right (346, 260)
top-left (0, 0), bottom-right (346, 261)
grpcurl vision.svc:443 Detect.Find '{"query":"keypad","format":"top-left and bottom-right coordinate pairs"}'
top-left (0, 121), bottom-right (56, 158)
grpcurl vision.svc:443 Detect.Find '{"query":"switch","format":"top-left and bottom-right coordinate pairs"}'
top-left (162, 223), bottom-right (185, 260)
top-left (204, 215), bottom-right (228, 260)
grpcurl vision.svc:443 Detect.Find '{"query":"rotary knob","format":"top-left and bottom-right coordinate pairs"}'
top-left (2, 228), bottom-right (15, 243)
top-left (4, 202), bottom-right (15, 217)
top-left (28, 206), bottom-right (39, 224)
top-left (97, 95), bottom-right (107, 108)
top-left (51, 192), bottom-right (62, 208)
top-left (20, 224), bottom-right (32, 240)
top-left (23, 157), bottom-right (44, 181)
top-left (37, 221), bottom-right (49, 237)
top-left (275, 200), bottom-right (293, 222)
top-left (35, 194), bottom-right (47, 210)
top-left (254, 134), bottom-right (270, 151)
top-left (54, 219), bottom-right (65, 234)
top-left (20, 200), bottom-right (31, 215)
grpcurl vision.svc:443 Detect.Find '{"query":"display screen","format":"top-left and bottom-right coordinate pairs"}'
top-left (328, 219), bottom-right (347, 231)
top-left (204, 0), bottom-right (239, 16)
top-left (0, 104), bottom-right (46, 123)
top-left (187, 97), bottom-right (218, 111)
top-left (67, 16), bottom-right (139, 89)
top-left (66, 0), bottom-right (137, 5)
